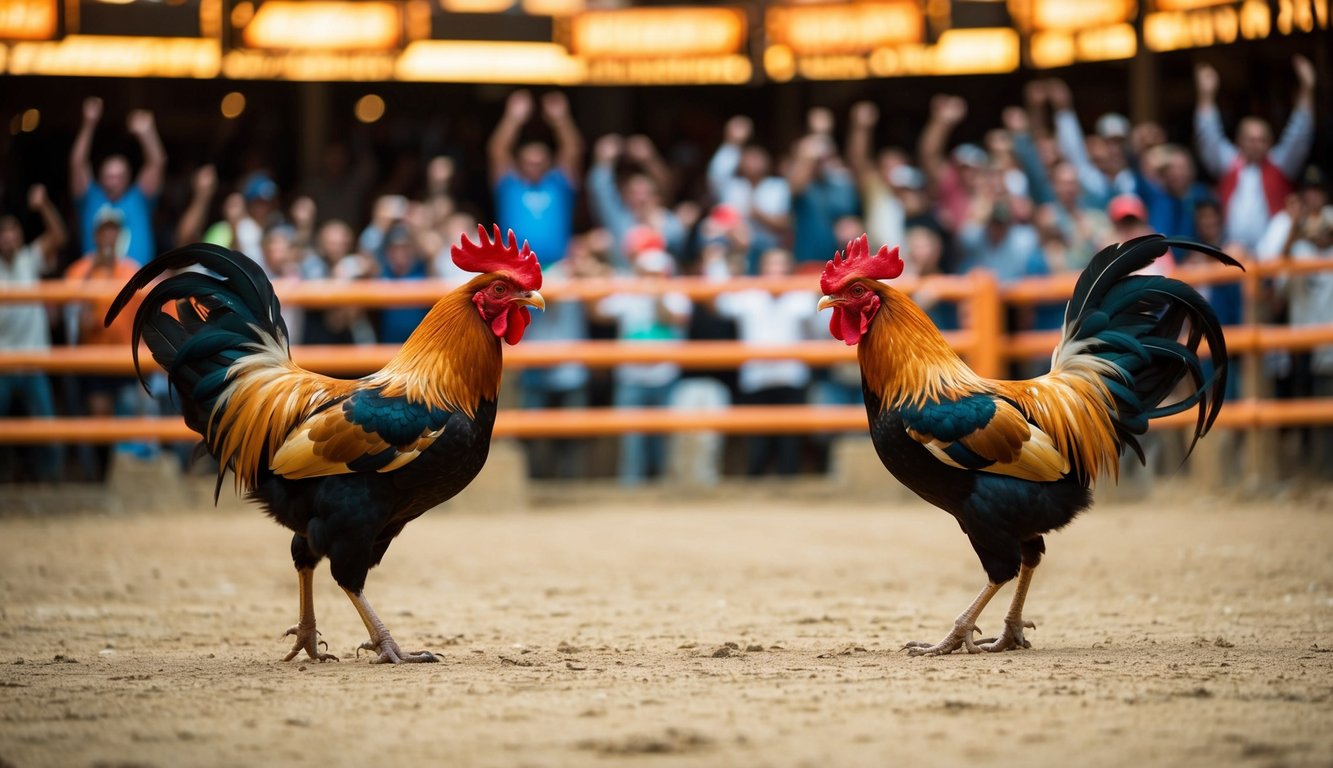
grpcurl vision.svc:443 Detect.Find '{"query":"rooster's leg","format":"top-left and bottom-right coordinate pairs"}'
top-left (977, 563), bottom-right (1037, 652)
top-left (903, 582), bottom-right (1000, 656)
top-left (343, 589), bottom-right (438, 664)
top-left (282, 568), bottom-right (338, 662)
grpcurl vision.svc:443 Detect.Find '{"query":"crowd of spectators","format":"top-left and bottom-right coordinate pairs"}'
top-left (1, 55), bottom-right (1329, 484)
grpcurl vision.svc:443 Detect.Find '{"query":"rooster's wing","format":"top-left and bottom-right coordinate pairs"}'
top-left (270, 388), bottom-right (452, 480)
top-left (900, 392), bottom-right (1070, 483)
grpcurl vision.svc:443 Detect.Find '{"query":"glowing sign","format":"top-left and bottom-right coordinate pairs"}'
top-left (0, 0), bottom-right (58, 40)
top-left (1142, 0), bottom-right (1326, 50)
top-left (564, 7), bottom-right (747, 59)
top-left (239, 1), bottom-right (403, 51)
top-left (7, 35), bottom-right (220, 76)
top-left (1029, 0), bottom-right (1136, 30)
top-left (397, 40), bottom-right (584, 83)
top-left (766, 2), bottom-right (924, 54)
top-left (222, 49), bottom-right (397, 80)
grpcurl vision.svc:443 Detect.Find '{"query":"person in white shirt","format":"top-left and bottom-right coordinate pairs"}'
top-left (595, 249), bottom-right (691, 486)
top-left (0, 185), bottom-right (66, 481)
top-left (714, 248), bottom-right (817, 475)
top-left (706, 116), bottom-right (791, 272)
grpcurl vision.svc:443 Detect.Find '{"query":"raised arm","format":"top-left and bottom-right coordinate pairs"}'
top-left (1047, 79), bottom-right (1109, 200)
top-left (28, 184), bottom-right (66, 270)
top-left (541, 91), bottom-right (584, 187)
top-left (707, 116), bottom-right (750, 196)
top-left (1192, 63), bottom-right (1235, 178)
top-left (1004, 106), bottom-right (1054, 206)
top-left (127, 109), bottom-right (166, 199)
top-left (174, 164), bottom-right (217, 246)
top-left (69, 97), bottom-right (102, 200)
top-left (918, 95), bottom-right (966, 187)
top-left (487, 90), bottom-right (532, 187)
top-left (1270, 54), bottom-right (1317, 179)
top-left (846, 101), bottom-right (879, 184)
top-left (625, 135), bottom-right (675, 202)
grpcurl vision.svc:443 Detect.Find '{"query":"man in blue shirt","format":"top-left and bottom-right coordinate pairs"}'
top-left (487, 90), bottom-right (583, 267)
top-left (68, 97), bottom-right (166, 266)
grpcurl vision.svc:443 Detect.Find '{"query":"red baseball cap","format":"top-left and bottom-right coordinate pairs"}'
top-left (1108, 193), bottom-right (1147, 223)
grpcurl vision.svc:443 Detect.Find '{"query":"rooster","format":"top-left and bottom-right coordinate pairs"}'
top-left (817, 234), bottom-right (1240, 655)
top-left (106, 226), bottom-right (544, 664)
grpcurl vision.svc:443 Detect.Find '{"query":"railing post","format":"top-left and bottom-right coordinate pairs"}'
top-left (1241, 259), bottom-right (1273, 489)
top-left (963, 270), bottom-right (1003, 379)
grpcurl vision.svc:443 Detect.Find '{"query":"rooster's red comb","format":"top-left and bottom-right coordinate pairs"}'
top-left (451, 224), bottom-right (542, 290)
top-left (820, 234), bottom-right (904, 294)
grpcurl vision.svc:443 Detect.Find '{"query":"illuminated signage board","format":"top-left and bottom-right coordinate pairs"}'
top-left (1012, 0), bottom-right (1138, 68)
top-left (766, 1), bottom-right (924, 55)
top-left (0, 0), bottom-right (59, 41)
top-left (234, 1), bottom-right (405, 51)
top-left (7, 34), bottom-right (220, 77)
top-left (1144, 0), bottom-right (1327, 51)
top-left (556, 6), bottom-right (751, 84)
top-left (76, 0), bottom-right (207, 38)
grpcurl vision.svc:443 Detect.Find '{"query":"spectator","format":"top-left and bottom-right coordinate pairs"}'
top-left (919, 95), bottom-right (993, 236)
top-left (517, 231), bottom-right (606, 480)
top-left (260, 226), bottom-right (306, 345)
top-left (69, 97), bottom-right (166, 265)
top-left (359, 194), bottom-right (409, 272)
top-left (1257, 165), bottom-right (1328, 262)
top-left (377, 225), bottom-right (430, 345)
top-left (0, 185), bottom-right (66, 482)
top-left (902, 225), bottom-right (958, 331)
top-left (1277, 207), bottom-right (1333, 478)
top-left (203, 172), bottom-right (282, 271)
top-left (788, 108), bottom-right (859, 268)
top-left (588, 134), bottom-right (686, 271)
top-left (1137, 144), bottom-right (1212, 243)
top-left (1194, 55), bottom-right (1316, 252)
top-left (1045, 79), bottom-right (1137, 210)
top-left (300, 220), bottom-right (375, 346)
top-left (707, 115), bottom-right (791, 269)
top-left (487, 90), bottom-right (583, 268)
top-left (714, 247), bottom-right (816, 476)
top-left (594, 249), bottom-right (690, 486)
top-left (64, 208), bottom-right (144, 480)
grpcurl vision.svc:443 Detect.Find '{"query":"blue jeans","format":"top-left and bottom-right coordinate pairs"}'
top-left (0, 373), bottom-right (63, 482)
top-left (613, 379), bottom-right (675, 486)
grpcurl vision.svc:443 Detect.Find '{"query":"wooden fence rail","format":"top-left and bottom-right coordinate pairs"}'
top-left (3, 258), bottom-right (1333, 448)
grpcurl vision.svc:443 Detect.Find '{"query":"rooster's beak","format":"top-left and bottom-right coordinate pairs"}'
top-left (517, 290), bottom-right (546, 312)
top-left (817, 295), bottom-right (840, 312)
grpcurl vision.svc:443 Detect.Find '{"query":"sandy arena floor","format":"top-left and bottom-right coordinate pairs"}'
top-left (1, 487), bottom-right (1331, 768)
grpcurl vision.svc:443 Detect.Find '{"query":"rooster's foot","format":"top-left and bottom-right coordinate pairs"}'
top-left (358, 635), bottom-right (437, 664)
top-left (977, 620), bottom-right (1036, 652)
top-left (282, 625), bottom-right (339, 662)
top-left (903, 623), bottom-right (984, 656)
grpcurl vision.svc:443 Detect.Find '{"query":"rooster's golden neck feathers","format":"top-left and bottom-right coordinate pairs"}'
top-left (371, 275), bottom-right (504, 416)
top-left (858, 285), bottom-right (981, 410)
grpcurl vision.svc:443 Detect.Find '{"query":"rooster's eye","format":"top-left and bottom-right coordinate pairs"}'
top-left (850, 285), bottom-right (865, 298)
top-left (492, 282), bottom-right (509, 296)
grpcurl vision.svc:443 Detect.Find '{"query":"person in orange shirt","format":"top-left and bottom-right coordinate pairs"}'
top-left (64, 206), bottom-right (144, 480)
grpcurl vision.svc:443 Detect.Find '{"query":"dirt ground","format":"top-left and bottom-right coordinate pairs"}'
top-left (1, 486), bottom-right (1331, 768)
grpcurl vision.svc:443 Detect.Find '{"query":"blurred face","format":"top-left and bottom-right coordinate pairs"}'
top-left (0, 219), bottom-right (21, 255)
top-left (1194, 205), bottom-right (1222, 243)
top-left (904, 228), bottom-right (941, 274)
top-left (1097, 138), bottom-right (1127, 175)
top-left (1237, 118), bottom-right (1272, 163)
top-left (1162, 153), bottom-right (1194, 195)
top-left (1300, 186), bottom-right (1328, 213)
top-left (758, 249), bottom-right (793, 278)
top-left (738, 147), bottom-right (770, 181)
top-left (98, 156), bottom-right (131, 200)
top-left (262, 232), bottom-right (293, 274)
top-left (623, 174), bottom-right (658, 217)
top-left (517, 143), bottom-right (552, 182)
top-left (94, 223), bottom-right (121, 257)
top-left (317, 222), bottom-right (353, 260)
top-left (1051, 163), bottom-right (1079, 206)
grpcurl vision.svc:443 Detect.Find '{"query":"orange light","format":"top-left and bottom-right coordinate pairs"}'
top-left (354, 94), bottom-right (386, 123)
top-left (242, 1), bottom-right (402, 51)
top-left (766, 2), bottom-right (924, 54)
top-left (1030, 0), bottom-right (1136, 31)
top-left (568, 7), bottom-right (747, 59)
top-left (0, 0), bottom-right (58, 40)
top-left (6, 36), bottom-right (221, 78)
top-left (397, 41), bottom-right (584, 83)
top-left (220, 91), bottom-right (246, 119)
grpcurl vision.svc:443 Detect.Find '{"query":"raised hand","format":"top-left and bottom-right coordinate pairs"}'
top-left (593, 133), bottom-right (623, 165)
top-left (505, 90), bottom-right (534, 123)
top-left (127, 109), bottom-right (155, 137)
top-left (193, 165), bottom-right (218, 197)
top-left (625, 134), bottom-right (656, 163)
top-left (1194, 64), bottom-right (1219, 101)
top-left (1002, 106), bottom-right (1029, 134)
top-left (807, 107), bottom-right (834, 136)
top-left (930, 94), bottom-right (967, 125)
top-left (27, 183), bottom-right (47, 210)
top-left (1293, 54), bottom-right (1315, 91)
top-left (1045, 79), bottom-right (1072, 111)
top-left (724, 115), bottom-right (752, 145)
top-left (540, 91), bottom-right (570, 122)
top-left (850, 101), bottom-right (879, 129)
top-left (82, 97), bottom-right (103, 125)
